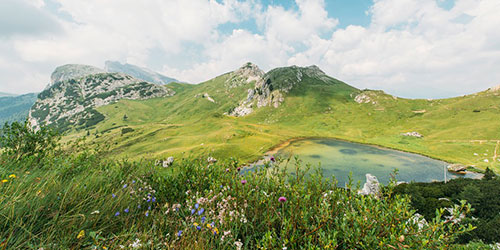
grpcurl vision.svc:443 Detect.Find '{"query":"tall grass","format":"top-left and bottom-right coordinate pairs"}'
top-left (0, 146), bottom-right (476, 249)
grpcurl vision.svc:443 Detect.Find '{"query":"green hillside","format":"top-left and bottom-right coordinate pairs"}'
top-left (56, 64), bottom-right (500, 172)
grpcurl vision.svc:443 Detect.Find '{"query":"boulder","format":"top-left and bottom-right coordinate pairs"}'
top-left (358, 174), bottom-right (381, 197)
top-left (402, 132), bottom-right (423, 138)
top-left (447, 164), bottom-right (467, 174)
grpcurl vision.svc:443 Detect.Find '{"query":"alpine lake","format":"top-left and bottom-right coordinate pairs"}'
top-left (247, 138), bottom-right (482, 185)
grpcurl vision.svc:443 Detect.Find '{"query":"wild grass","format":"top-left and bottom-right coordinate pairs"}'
top-left (0, 145), bottom-right (479, 249)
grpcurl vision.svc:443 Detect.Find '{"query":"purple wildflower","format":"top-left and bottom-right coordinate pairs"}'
top-left (115, 212), bottom-right (120, 216)
top-left (152, 197), bottom-right (156, 202)
top-left (177, 230), bottom-right (182, 237)
top-left (241, 180), bottom-right (247, 185)
top-left (191, 209), bottom-right (196, 215)
top-left (145, 211), bottom-right (149, 217)
top-left (138, 204), bottom-right (141, 209)
top-left (278, 196), bottom-right (287, 203)
top-left (201, 216), bottom-right (206, 223)
top-left (132, 180), bottom-right (136, 184)
top-left (198, 208), bottom-right (205, 215)
top-left (123, 184), bottom-right (127, 188)
top-left (270, 156), bottom-right (276, 162)
top-left (112, 194), bottom-right (116, 198)
top-left (148, 206), bottom-right (151, 210)
top-left (196, 226), bottom-right (201, 230)
top-left (195, 203), bottom-right (199, 209)
top-left (237, 167), bottom-right (241, 171)
top-left (124, 208), bottom-right (129, 213)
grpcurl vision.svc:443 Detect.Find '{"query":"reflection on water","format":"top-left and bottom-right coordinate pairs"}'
top-left (275, 138), bottom-right (480, 185)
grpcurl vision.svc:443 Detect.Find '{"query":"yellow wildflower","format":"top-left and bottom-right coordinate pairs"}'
top-left (193, 222), bottom-right (199, 227)
top-left (207, 223), bottom-right (212, 229)
top-left (103, 247), bottom-right (108, 250)
top-left (8, 174), bottom-right (16, 178)
top-left (77, 230), bottom-right (85, 239)
top-left (1, 179), bottom-right (7, 183)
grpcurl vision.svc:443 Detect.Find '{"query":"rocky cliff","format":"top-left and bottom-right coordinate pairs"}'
top-left (29, 69), bottom-right (174, 131)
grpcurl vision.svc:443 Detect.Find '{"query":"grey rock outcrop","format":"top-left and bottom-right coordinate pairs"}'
top-left (402, 132), bottom-right (423, 138)
top-left (228, 64), bottom-right (329, 117)
top-left (50, 64), bottom-right (105, 86)
top-left (29, 70), bottom-right (174, 131)
top-left (447, 164), bottom-right (467, 173)
top-left (358, 174), bottom-right (381, 197)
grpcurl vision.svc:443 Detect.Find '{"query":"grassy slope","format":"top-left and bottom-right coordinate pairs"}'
top-left (64, 67), bottom-right (500, 172)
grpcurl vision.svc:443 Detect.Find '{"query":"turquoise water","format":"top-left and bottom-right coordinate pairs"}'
top-left (273, 138), bottom-right (480, 185)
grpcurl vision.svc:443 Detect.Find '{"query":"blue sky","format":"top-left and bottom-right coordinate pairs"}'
top-left (1, 0), bottom-right (500, 99)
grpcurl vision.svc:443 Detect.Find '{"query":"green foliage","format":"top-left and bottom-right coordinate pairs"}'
top-left (483, 167), bottom-right (497, 180)
top-left (0, 120), bottom-right (59, 162)
top-left (121, 127), bottom-right (134, 135)
top-left (0, 130), bottom-right (475, 248)
top-left (394, 178), bottom-right (500, 243)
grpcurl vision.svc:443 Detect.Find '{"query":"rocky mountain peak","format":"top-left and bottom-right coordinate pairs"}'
top-left (30, 69), bottom-right (175, 132)
top-left (225, 62), bottom-right (264, 89)
top-left (104, 61), bottom-right (180, 85)
top-left (50, 64), bottom-right (105, 84)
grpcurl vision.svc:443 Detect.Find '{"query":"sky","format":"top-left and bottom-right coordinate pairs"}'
top-left (1, 0), bottom-right (500, 98)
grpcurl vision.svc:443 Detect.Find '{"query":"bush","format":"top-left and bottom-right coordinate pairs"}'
top-left (0, 120), bottom-right (59, 162)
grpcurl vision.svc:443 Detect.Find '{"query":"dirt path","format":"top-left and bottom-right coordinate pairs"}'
top-left (494, 141), bottom-right (500, 162)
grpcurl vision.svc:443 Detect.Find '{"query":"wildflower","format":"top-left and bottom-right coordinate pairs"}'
top-left (124, 208), bottom-right (129, 213)
top-left (129, 239), bottom-right (142, 248)
top-left (237, 167), bottom-right (241, 171)
top-left (193, 222), bottom-right (199, 227)
top-left (278, 197), bottom-right (287, 203)
top-left (241, 180), bottom-right (247, 185)
top-left (8, 174), bottom-right (16, 178)
top-left (270, 156), bottom-right (276, 162)
top-left (152, 197), bottom-right (156, 202)
top-left (132, 180), bottom-right (136, 184)
top-left (115, 212), bottom-right (120, 216)
top-left (191, 209), bottom-right (196, 215)
top-left (77, 230), bottom-right (85, 239)
top-left (112, 194), bottom-right (116, 198)
top-left (235, 241), bottom-right (243, 250)
top-left (1, 180), bottom-right (7, 183)
top-left (195, 203), bottom-right (199, 209)
top-left (145, 211), bottom-right (149, 217)
top-left (138, 204), bottom-right (141, 209)
top-left (201, 216), bottom-right (206, 223)
top-left (177, 230), bottom-right (182, 237)
top-left (226, 168), bottom-right (230, 172)
top-left (198, 208), bottom-right (205, 215)
top-left (197, 225), bottom-right (201, 230)
top-left (148, 206), bottom-right (151, 210)
top-left (123, 184), bottom-right (127, 188)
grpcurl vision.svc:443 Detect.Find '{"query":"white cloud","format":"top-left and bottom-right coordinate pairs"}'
top-left (0, 0), bottom-right (500, 98)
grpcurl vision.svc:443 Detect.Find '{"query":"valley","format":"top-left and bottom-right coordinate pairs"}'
top-left (46, 63), bottom-right (500, 173)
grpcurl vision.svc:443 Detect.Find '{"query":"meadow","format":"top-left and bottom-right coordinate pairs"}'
top-left (0, 121), bottom-right (489, 249)
top-left (61, 69), bottom-right (500, 174)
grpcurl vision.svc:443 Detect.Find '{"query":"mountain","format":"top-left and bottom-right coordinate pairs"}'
top-left (105, 61), bottom-right (180, 85)
top-left (0, 93), bottom-right (38, 126)
top-left (0, 92), bottom-right (17, 97)
top-left (50, 64), bottom-right (105, 86)
top-left (27, 62), bottom-right (500, 172)
top-left (29, 66), bottom-right (175, 132)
